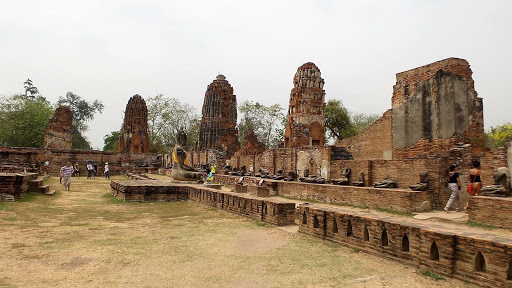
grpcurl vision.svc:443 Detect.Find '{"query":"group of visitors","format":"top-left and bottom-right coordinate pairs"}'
top-left (444, 160), bottom-right (482, 213)
top-left (59, 161), bottom-right (110, 190)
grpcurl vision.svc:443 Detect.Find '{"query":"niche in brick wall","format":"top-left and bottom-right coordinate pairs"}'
top-left (264, 204), bottom-right (268, 215)
top-left (346, 220), bottom-right (353, 237)
top-left (332, 218), bottom-right (338, 233)
top-left (363, 225), bottom-right (370, 242)
top-left (243, 200), bottom-right (247, 210)
top-left (381, 229), bottom-right (389, 246)
top-left (474, 251), bottom-right (486, 272)
top-left (313, 215), bottom-right (320, 228)
top-left (508, 259), bottom-right (512, 280)
top-left (401, 234), bottom-right (410, 252)
top-left (430, 242), bottom-right (440, 261)
top-left (250, 201), bottom-right (253, 211)
top-left (272, 206), bottom-right (275, 217)
top-left (302, 212), bottom-right (307, 224)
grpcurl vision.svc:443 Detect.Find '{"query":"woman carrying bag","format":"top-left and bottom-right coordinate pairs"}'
top-left (465, 159), bottom-right (482, 212)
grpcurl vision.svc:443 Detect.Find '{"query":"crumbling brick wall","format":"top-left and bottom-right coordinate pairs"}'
top-left (392, 58), bottom-right (485, 159)
top-left (336, 110), bottom-right (393, 160)
top-left (43, 106), bottom-right (73, 149)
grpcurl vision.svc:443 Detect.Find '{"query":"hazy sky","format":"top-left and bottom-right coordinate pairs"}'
top-left (1, 0), bottom-right (510, 149)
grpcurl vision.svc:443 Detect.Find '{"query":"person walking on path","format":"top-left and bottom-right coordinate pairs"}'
top-left (444, 164), bottom-right (462, 213)
top-left (60, 162), bottom-right (74, 191)
top-left (73, 162), bottom-right (80, 179)
top-left (87, 162), bottom-right (94, 179)
top-left (104, 162), bottom-right (110, 179)
top-left (465, 159), bottom-right (483, 211)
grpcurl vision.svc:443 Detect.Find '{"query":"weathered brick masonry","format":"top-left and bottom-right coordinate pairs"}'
top-left (119, 94), bottom-right (150, 153)
top-left (299, 203), bottom-right (512, 288)
top-left (0, 147), bottom-right (159, 176)
top-left (43, 106), bottom-right (73, 150)
top-left (110, 180), bottom-right (296, 226)
top-left (469, 196), bottom-right (512, 229)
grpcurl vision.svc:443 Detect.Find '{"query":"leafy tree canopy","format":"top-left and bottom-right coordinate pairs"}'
top-left (485, 123), bottom-right (512, 148)
top-left (146, 94), bottom-right (200, 153)
top-left (0, 94), bottom-right (53, 148)
top-left (103, 130), bottom-right (121, 152)
top-left (238, 101), bottom-right (285, 148)
top-left (325, 99), bottom-right (380, 142)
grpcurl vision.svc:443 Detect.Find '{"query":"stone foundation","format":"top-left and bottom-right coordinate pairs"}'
top-left (469, 196), bottom-right (512, 229)
top-left (299, 203), bottom-right (512, 288)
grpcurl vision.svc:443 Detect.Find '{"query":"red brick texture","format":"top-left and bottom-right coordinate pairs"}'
top-left (119, 94), bottom-right (150, 153)
top-left (336, 110), bottom-right (393, 160)
top-left (299, 203), bottom-right (512, 288)
top-left (469, 196), bottom-right (512, 229)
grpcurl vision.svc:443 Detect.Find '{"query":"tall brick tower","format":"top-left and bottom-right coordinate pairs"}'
top-left (284, 62), bottom-right (326, 148)
top-left (196, 74), bottom-right (240, 157)
top-left (119, 94), bottom-right (150, 153)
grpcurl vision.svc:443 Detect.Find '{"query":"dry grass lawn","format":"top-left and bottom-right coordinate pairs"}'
top-left (0, 175), bottom-right (475, 287)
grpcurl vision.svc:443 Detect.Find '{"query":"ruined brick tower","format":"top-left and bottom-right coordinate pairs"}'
top-left (43, 106), bottom-right (73, 149)
top-left (119, 94), bottom-right (150, 153)
top-left (284, 62), bottom-right (326, 148)
top-left (196, 74), bottom-right (240, 157)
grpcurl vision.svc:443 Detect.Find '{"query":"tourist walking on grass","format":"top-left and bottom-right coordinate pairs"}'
top-left (465, 159), bottom-right (482, 211)
top-left (104, 162), bottom-right (110, 179)
top-left (93, 163), bottom-right (98, 179)
top-left (60, 162), bottom-right (74, 191)
top-left (87, 162), bottom-right (94, 179)
top-left (444, 164), bottom-right (461, 213)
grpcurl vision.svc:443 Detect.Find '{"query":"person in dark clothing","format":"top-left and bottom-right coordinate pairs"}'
top-left (444, 164), bottom-right (461, 213)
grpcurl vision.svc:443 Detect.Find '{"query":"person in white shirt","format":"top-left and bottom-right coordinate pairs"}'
top-left (104, 162), bottom-right (110, 179)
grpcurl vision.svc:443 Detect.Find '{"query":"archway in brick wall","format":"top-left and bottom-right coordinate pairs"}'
top-left (346, 220), bottom-right (353, 237)
top-left (474, 251), bottom-right (486, 272)
top-left (363, 225), bottom-right (370, 241)
top-left (313, 215), bottom-right (320, 228)
top-left (302, 212), bottom-right (307, 224)
top-left (508, 259), bottom-right (512, 280)
top-left (401, 234), bottom-right (410, 252)
top-left (332, 218), bottom-right (338, 233)
top-left (430, 241), bottom-right (440, 261)
top-left (381, 229), bottom-right (389, 246)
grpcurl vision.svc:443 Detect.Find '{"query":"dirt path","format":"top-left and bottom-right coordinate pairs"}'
top-left (0, 176), bottom-right (474, 287)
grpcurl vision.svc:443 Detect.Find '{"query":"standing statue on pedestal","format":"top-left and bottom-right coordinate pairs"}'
top-left (170, 128), bottom-right (204, 182)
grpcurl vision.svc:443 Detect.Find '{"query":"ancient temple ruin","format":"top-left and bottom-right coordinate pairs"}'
top-left (119, 94), bottom-right (150, 153)
top-left (284, 62), bottom-right (326, 148)
top-left (43, 106), bottom-right (73, 149)
top-left (196, 74), bottom-right (240, 157)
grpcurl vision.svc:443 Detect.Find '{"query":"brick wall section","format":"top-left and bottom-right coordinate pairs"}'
top-left (330, 160), bottom-right (371, 186)
top-left (392, 58), bottom-right (485, 159)
top-left (469, 197), bottom-right (512, 229)
top-left (336, 110), bottom-right (393, 160)
top-left (299, 203), bottom-right (512, 288)
top-left (214, 175), bottom-right (430, 212)
top-left (0, 147), bottom-right (160, 176)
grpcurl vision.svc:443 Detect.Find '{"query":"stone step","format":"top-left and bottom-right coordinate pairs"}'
top-left (45, 190), bottom-right (56, 196)
top-left (28, 179), bottom-right (43, 192)
top-left (38, 185), bottom-right (50, 193)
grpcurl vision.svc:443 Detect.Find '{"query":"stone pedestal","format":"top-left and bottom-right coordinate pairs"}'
top-left (235, 185), bottom-right (247, 193)
top-left (256, 186), bottom-right (270, 197)
top-left (204, 184), bottom-right (222, 190)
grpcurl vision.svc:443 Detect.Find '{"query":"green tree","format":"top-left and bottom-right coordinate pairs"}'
top-left (350, 112), bottom-right (380, 134)
top-left (0, 95), bottom-right (54, 147)
top-left (57, 92), bottom-right (104, 149)
top-left (103, 130), bottom-right (121, 152)
top-left (325, 99), bottom-right (355, 141)
top-left (238, 101), bottom-right (285, 148)
top-left (23, 78), bottom-right (40, 98)
top-left (146, 94), bottom-right (200, 153)
top-left (485, 123), bottom-right (512, 148)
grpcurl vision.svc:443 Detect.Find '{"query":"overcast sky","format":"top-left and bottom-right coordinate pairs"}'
top-left (1, 0), bottom-right (510, 149)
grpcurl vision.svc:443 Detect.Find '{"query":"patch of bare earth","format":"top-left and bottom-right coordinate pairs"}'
top-left (0, 176), bottom-right (473, 287)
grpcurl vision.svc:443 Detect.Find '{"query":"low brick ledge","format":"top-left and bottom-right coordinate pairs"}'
top-left (469, 196), bottom-right (512, 230)
top-left (298, 203), bottom-right (512, 288)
